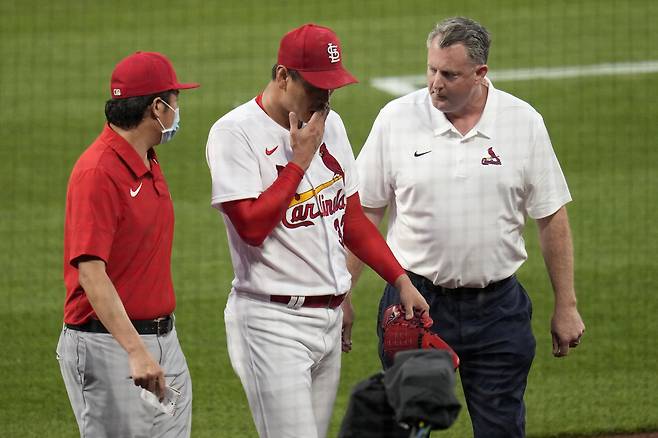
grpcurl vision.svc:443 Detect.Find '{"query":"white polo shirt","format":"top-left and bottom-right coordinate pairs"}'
top-left (206, 98), bottom-right (359, 296)
top-left (357, 80), bottom-right (571, 288)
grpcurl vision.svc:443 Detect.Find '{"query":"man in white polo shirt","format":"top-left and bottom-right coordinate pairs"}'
top-left (347, 17), bottom-right (585, 438)
top-left (205, 24), bottom-right (429, 438)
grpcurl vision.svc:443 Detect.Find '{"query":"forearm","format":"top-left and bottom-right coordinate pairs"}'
top-left (221, 162), bottom-right (304, 246)
top-left (347, 236), bottom-right (405, 285)
top-left (345, 203), bottom-right (387, 288)
top-left (346, 250), bottom-right (366, 289)
top-left (78, 260), bottom-right (146, 355)
top-left (537, 206), bottom-right (577, 307)
top-left (343, 194), bottom-right (403, 285)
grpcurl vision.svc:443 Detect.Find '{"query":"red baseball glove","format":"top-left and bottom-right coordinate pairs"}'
top-left (381, 304), bottom-right (460, 369)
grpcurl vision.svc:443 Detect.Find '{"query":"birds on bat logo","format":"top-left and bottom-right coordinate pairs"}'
top-left (481, 147), bottom-right (502, 165)
top-left (274, 143), bottom-right (346, 229)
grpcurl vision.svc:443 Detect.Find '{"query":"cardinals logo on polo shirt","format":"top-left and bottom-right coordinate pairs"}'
top-left (276, 143), bottom-right (346, 229)
top-left (481, 147), bottom-right (502, 165)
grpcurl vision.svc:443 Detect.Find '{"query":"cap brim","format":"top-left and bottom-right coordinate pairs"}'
top-left (298, 68), bottom-right (358, 90)
top-left (174, 82), bottom-right (201, 90)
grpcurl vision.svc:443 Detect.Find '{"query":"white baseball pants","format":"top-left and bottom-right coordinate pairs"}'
top-left (224, 290), bottom-right (342, 438)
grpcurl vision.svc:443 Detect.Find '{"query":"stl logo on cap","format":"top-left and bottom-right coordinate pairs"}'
top-left (277, 23), bottom-right (358, 90)
top-left (113, 88), bottom-right (122, 96)
top-left (327, 43), bottom-right (340, 63)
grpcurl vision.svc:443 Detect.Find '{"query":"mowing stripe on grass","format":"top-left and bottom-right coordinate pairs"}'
top-left (370, 60), bottom-right (658, 96)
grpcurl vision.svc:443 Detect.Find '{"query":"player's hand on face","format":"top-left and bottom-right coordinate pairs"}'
top-left (551, 304), bottom-right (585, 357)
top-left (289, 106), bottom-right (329, 171)
top-left (128, 347), bottom-right (166, 400)
top-left (341, 293), bottom-right (355, 353)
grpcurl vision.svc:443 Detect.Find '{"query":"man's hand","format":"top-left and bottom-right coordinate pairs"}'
top-left (394, 275), bottom-right (432, 325)
top-left (128, 346), bottom-right (166, 400)
top-left (289, 107), bottom-right (329, 170)
top-left (78, 259), bottom-right (167, 400)
top-left (551, 304), bottom-right (585, 357)
top-left (536, 207), bottom-right (585, 358)
top-left (340, 293), bottom-right (354, 353)
top-left (381, 304), bottom-right (458, 369)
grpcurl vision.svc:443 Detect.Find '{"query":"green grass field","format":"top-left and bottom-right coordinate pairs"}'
top-left (1, 0), bottom-right (657, 436)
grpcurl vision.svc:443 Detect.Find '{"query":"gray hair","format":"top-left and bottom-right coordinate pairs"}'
top-left (426, 17), bottom-right (491, 65)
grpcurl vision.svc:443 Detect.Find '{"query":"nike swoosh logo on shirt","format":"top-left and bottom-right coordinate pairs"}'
top-left (130, 182), bottom-right (143, 198)
top-left (414, 150), bottom-right (431, 157)
top-left (265, 145), bottom-right (279, 155)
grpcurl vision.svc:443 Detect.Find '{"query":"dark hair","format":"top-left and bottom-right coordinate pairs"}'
top-left (271, 64), bottom-right (302, 82)
top-left (104, 90), bottom-right (177, 130)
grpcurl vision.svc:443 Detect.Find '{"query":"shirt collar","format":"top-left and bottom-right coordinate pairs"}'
top-left (101, 124), bottom-right (153, 178)
top-left (426, 77), bottom-right (499, 140)
top-left (426, 92), bottom-right (454, 136)
top-left (472, 77), bottom-right (498, 139)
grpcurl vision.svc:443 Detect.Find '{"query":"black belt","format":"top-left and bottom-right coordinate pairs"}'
top-left (65, 315), bottom-right (173, 336)
top-left (407, 272), bottom-right (515, 295)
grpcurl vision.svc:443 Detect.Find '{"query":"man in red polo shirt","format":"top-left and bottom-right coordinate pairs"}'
top-left (57, 51), bottom-right (199, 437)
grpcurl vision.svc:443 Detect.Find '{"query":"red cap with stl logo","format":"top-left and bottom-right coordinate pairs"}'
top-left (110, 51), bottom-right (200, 99)
top-left (277, 23), bottom-right (358, 90)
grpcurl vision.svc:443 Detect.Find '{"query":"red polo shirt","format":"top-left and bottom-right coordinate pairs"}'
top-left (63, 124), bottom-right (175, 324)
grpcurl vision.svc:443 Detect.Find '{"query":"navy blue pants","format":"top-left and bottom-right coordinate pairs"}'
top-left (377, 273), bottom-right (536, 438)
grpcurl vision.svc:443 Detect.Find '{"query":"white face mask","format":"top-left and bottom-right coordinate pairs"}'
top-left (155, 100), bottom-right (180, 144)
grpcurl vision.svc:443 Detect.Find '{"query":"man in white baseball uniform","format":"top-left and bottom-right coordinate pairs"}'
top-left (347, 17), bottom-right (586, 438)
top-left (205, 24), bottom-right (430, 438)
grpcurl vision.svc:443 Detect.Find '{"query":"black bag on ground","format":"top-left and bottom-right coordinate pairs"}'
top-left (383, 349), bottom-right (461, 431)
top-left (338, 371), bottom-right (410, 438)
top-left (339, 349), bottom-right (461, 437)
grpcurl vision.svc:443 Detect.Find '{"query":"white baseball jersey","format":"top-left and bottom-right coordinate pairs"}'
top-left (357, 79), bottom-right (571, 288)
top-left (206, 97), bottom-right (359, 296)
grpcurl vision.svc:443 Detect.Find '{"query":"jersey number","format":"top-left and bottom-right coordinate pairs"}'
top-left (334, 215), bottom-right (345, 247)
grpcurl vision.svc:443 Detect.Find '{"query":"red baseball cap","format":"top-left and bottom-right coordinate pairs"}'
top-left (277, 23), bottom-right (358, 90)
top-left (110, 51), bottom-right (200, 99)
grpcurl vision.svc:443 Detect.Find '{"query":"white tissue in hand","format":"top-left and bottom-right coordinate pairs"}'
top-left (139, 386), bottom-right (181, 416)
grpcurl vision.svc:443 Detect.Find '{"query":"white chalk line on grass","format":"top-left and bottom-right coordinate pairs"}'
top-left (370, 60), bottom-right (658, 96)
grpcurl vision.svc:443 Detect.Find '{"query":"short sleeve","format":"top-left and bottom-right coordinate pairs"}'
top-left (343, 150), bottom-right (359, 197)
top-left (524, 116), bottom-right (572, 219)
top-left (206, 125), bottom-right (262, 208)
top-left (331, 112), bottom-right (359, 197)
top-left (356, 111), bottom-right (391, 208)
top-left (66, 168), bottom-right (121, 266)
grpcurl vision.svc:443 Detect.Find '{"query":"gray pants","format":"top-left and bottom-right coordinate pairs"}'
top-left (56, 326), bottom-right (192, 438)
